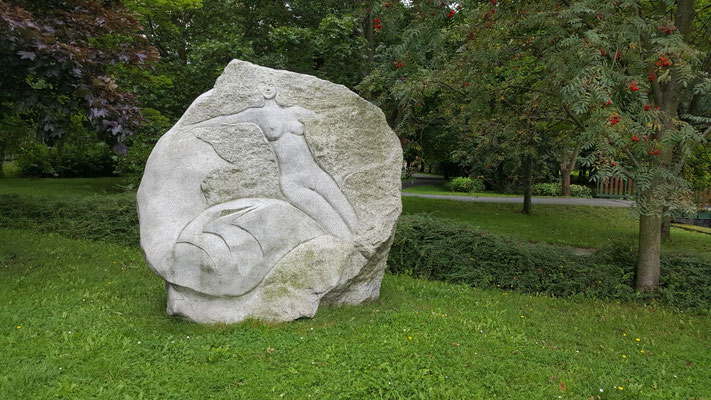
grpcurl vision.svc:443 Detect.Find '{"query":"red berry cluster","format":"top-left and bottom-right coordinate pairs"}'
top-left (374, 17), bottom-right (382, 31)
top-left (649, 149), bottom-right (660, 155)
top-left (658, 26), bottom-right (677, 34)
top-left (393, 60), bottom-right (405, 68)
top-left (632, 136), bottom-right (640, 141)
top-left (602, 100), bottom-right (613, 106)
top-left (629, 81), bottom-right (639, 91)
top-left (600, 49), bottom-right (607, 56)
top-left (643, 105), bottom-right (651, 111)
top-left (463, 82), bottom-right (470, 87)
top-left (490, 0), bottom-right (497, 5)
top-left (447, 10), bottom-right (456, 18)
top-left (615, 51), bottom-right (622, 60)
top-left (647, 73), bottom-right (656, 82)
top-left (609, 114), bottom-right (621, 125)
top-left (655, 55), bottom-right (671, 67)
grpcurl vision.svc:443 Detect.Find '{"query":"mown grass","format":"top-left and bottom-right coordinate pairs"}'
top-left (402, 183), bottom-right (522, 197)
top-left (402, 197), bottom-right (711, 254)
top-left (1, 228), bottom-right (710, 399)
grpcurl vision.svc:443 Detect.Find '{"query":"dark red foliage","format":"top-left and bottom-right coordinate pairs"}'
top-left (0, 0), bottom-right (158, 149)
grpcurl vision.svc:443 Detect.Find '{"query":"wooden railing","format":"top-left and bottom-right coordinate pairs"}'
top-left (595, 177), bottom-right (636, 199)
top-left (596, 178), bottom-right (711, 213)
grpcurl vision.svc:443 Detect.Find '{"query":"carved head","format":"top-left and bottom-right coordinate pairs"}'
top-left (258, 83), bottom-right (277, 100)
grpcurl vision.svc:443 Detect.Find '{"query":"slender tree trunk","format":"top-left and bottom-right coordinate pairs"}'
top-left (361, 9), bottom-right (375, 64)
top-left (522, 154), bottom-right (533, 215)
top-left (661, 208), bottom-right (671, 241)
top-left (559, 144), bottom-right (579, 197)
top-left (561, 169), bottom-right (571, 196)
top-left (636, 214), bottom-right (661, 292)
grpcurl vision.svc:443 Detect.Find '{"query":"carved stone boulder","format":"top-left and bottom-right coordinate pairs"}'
top-left (137, 60), bottom-right (402, 323)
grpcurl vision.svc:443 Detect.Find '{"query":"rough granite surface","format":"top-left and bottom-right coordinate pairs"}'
top-left (137, 60), bottom-right (402, 323)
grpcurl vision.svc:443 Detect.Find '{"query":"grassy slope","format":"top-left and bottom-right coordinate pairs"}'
top-left (402, 183), bottom-right (522, 197)
top-left (1, 228), bottom-right (710, 399)
top-left (402, 197), bottom-right (711, 254)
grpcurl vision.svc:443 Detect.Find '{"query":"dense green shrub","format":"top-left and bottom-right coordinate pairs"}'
top-left (16, 142), bottom-right (117, 178)
top-left (54, 142), bottom-right (116, 177)
top-left (15, 143), bottom-right (55, 177)
top-left (532, 183), bottom-right (593, 198)
top-left (389, 214), bottom-right (711, 312)
top-left (2, 192), bottom-right (709, 312)
top-left (447, 177), bottom-right (485, 193)
top-left (569, 184), bottom-right (593, 198)
top-left (532, 183), bottom-right (559, 196)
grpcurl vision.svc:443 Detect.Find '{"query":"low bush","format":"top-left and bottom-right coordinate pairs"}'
top-left (16, 142), bottom-right (117, 178)
top-left (569, 184), bottom-right (593, 198)
top-left (15, 143), bottom-right (55, 177)
top-left (0, 193), bottom-right (139, 247)
top-left (447, 177), bottom-right (485, 193)
top-left (2, 192), bottom-right (709, 312)
top-left (388, 214), bottom-right (711, 312)
top-left (532, 182), bottom-right (593, 198)
top-left (532, 183), bottom-right (559, 196)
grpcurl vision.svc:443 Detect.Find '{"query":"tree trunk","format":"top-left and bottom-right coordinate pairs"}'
top-left (561, 168), bottom-right (571, 196)
top-left (559, 145), bottom-right (579, 197)
top-left (361, 9), bottom-right (375, 64)
top-left (522, 154), bottom-right (533, 215)
top-left (661, 208), bottom-right (671, 241)
top-left (636, 214), bottom-right (661, 292)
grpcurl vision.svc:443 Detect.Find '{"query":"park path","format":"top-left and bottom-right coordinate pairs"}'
top-left (401, 192), bottom-right (633, 207)
top-left (401, 174), bottom-right (633, 207)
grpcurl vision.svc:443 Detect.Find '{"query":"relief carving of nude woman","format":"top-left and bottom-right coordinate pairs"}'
top-left (191, 83), bottom-right (358, 242)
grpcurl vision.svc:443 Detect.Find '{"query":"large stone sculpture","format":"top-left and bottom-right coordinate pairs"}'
top-left (137, 60), bottom-right (402, 323)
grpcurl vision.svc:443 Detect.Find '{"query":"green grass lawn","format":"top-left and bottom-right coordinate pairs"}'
top-left (402, 197), bottom-right (711, 254)
top-left (402, 183), bottom-right (523, 197)
top-left (1, 228), bottom-right (710, 399)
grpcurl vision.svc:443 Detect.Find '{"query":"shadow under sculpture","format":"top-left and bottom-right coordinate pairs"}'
top-left (170, 84), bottom-right (359, 297)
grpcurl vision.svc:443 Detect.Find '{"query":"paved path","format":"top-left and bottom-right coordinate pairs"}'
top-left (401, 173), bottom-right (446, 189)
top-left (401, 192), bottom-right (633, 207)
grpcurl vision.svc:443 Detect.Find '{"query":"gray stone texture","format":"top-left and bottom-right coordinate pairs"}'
top-left (137, 60), bottom-right (402, 323)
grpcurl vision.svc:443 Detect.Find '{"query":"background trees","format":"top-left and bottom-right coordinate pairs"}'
top-left (0, 0), bottom-right (158, 150)
top-left (1, 0), bottom-right (709, 291)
